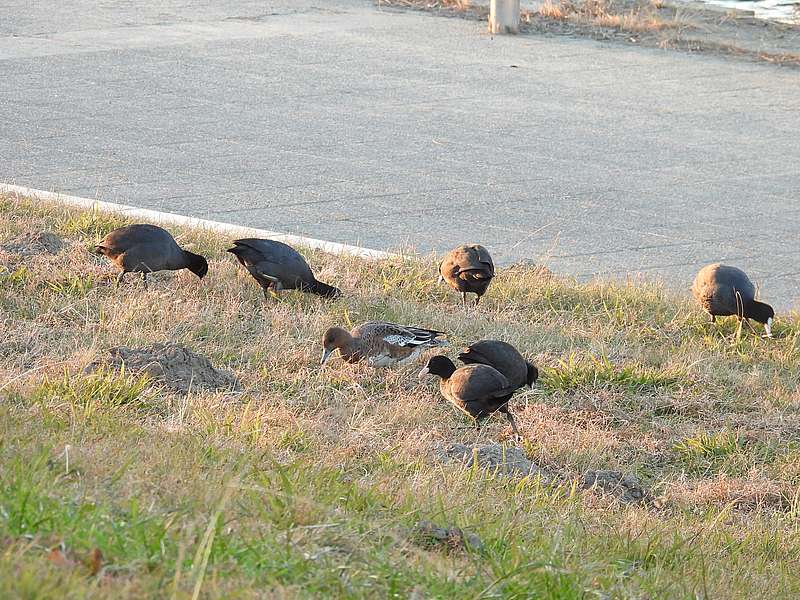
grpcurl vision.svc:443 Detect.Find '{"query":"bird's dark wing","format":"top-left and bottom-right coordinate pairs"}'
top-left (449, 365), bottom-right (515, 404)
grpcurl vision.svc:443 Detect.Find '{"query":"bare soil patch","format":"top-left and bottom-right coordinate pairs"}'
top-left (1, 231), bottom-right (64, 256)
top-left (441, 442), bottom-right (554, 478)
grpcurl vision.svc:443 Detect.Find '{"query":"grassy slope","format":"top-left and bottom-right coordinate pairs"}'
top-left (2, 193), bottom-right (800, 598)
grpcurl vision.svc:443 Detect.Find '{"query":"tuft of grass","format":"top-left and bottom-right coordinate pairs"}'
top-left (31, 367), bottom-right (156, 418)
top-left (544, 352), bottom-right (683, 393)
top-left (674, 430), bottom-right (742, 460)
top-left (58, 208), bottom-right (130, 242)
top-left (671, 431), bottom-right (790, 480)
top-left (0, 265), bottom-right (32, 288)
top-left (45, 273), bottom-right (96, 297)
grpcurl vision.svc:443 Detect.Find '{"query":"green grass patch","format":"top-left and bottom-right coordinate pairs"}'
top-left (674, 430), bottom-right (742, 460)
top-left (0, 265), bottom-right (32, 288)
top-left (543, 352), bottom-right (683, 393)
top-left (57, 208), bottom-right (130, 242)
top-left (30, 368), bottom-right (156, 418)
top-left (45, 273), bottom-right (96, 297)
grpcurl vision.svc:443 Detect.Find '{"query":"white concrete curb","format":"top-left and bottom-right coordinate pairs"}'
top-left (0, 183), bottom-right (395, 260)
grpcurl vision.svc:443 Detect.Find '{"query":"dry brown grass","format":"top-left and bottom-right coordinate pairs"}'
top-left (4, 192), bottom-right (800, 597)
top-left (668, 475), bottom-right (794, 512)
top-left (379, 0), bottom-right (474, 10)
top-left (532, 0), bottom-right (686, 32)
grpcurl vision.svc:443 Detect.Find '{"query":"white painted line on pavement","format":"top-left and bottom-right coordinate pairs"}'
top-left (0, 183), bottom-right (396, 260)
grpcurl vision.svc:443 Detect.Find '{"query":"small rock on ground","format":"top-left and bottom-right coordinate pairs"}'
top-left (440, 443), bottom-right (551, 479)
top-left (86, 343), bottom-right (240, 394)
top-left (582, 470), bottom-right (649, 504)
top-left (411, 520), bottom-right (483, 552)
top-left (1, 231), bottom-right (63, 255)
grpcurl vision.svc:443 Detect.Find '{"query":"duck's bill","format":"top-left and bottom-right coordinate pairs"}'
top-left (417, 366), bottom-right (430, 380)
top-left (764, 317), bottom-right (774, 339)
top-left (320, 348), bottom-right (333, 365)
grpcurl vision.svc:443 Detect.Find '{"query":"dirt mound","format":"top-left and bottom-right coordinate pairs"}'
top-left (410, 520), bottom-right (483, 552)
top-left (1, 231), bottom-right (63, 255)
top-left (582, 470), bottom-right (649, 504)
top-left (86, 343), bottom-right (240, 394)
top-left (440, 443), bottom-right (551, 479)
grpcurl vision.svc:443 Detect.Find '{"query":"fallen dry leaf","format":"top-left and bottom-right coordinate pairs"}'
top-left (87, 548), bottom-right (103, 576)
top-left (47, 546), bottom-right (105, 576)
top-left (47, 547), bottom-right (76, 569)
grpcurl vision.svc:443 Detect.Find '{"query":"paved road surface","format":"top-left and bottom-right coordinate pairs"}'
top-left (1, 1), bottom-right (799, 307)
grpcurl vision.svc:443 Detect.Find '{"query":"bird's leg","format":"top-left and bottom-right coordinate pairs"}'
top-left (115, 271), bottom-right (126, 288)
top-left (474, 295), bottom-right (481, 307)
top-left (504, 411), bottom-right (521, 440)
top-left (461, 291), bottom-right (467, 306)
top-left (141, 271), bottom-right (148, 290)
top-left (710, 314), bottom-right (716, 323)
top-left (259, 275), bottom-right (282, 301)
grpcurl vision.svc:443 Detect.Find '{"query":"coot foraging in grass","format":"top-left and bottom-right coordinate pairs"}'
top-left (419, 355), bottom-right (520, 437)
top-left (94, 224), bottom-right (208, 288)
top-left (228, 238), bottom-right (340, 300)
top-left (691, 263), bottom-right (773, 338)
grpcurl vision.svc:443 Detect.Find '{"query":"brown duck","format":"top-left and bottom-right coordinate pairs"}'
top-left (321, 321), bottom-right (448, 367)
top-left (458, 340), bottom-right (538, 391)
top-left (691, 263), bottom-right (773, 338)
top-left (94, 224), bottom-right (208, 288)
top-left (419, 355), bottom-right (519, 436)
top-left (438, 244), bottom-right (494, 305)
